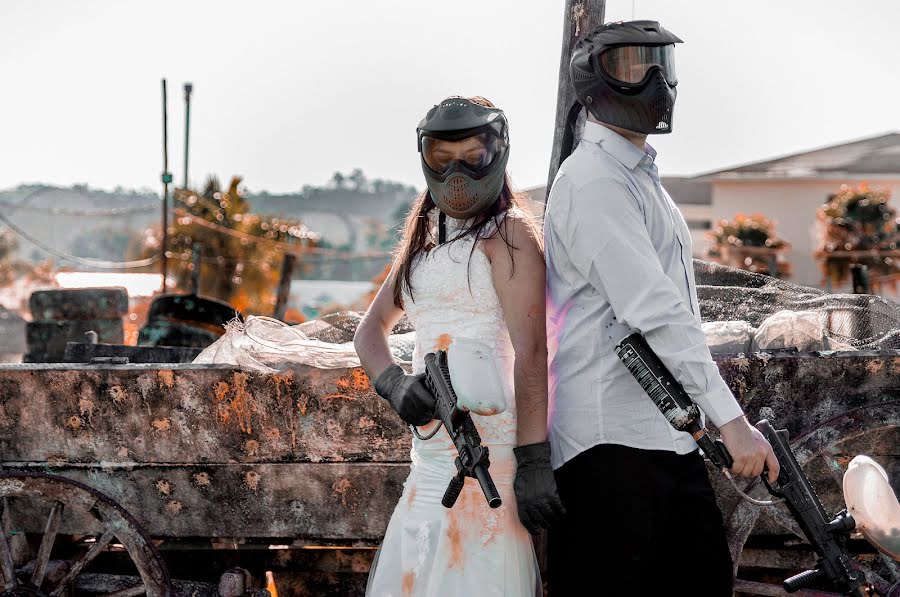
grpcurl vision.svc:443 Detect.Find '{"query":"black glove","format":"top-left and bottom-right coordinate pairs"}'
top-left (513, 441), bottom-right (567, 534)
top-left (373, 364), bottom-right (437, 427)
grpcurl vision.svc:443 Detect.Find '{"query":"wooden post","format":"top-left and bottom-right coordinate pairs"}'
top-left (273, 253), bottom-right (297, 320)
top-left (533, 0), bottom-right (607, 576)
top-left (545, 0), bottom-right (606, 206)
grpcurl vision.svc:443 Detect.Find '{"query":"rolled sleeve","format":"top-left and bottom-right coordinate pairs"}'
top-left (559, 178), bottom-right (744, 428)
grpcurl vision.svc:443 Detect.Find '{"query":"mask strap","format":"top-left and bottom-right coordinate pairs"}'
top-left (438, 211), bottom-right (447, 245)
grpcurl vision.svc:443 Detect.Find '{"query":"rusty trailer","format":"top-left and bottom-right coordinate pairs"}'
top-left (0, 348), bottom-right (898, 595)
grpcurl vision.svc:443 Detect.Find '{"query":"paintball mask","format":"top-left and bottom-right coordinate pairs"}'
top-left (570, 20), bottom-right (683, 134)
top-left (417, 98), bottom-right (510, 220)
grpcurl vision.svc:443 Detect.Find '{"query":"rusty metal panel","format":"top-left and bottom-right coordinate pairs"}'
top-left (0, 364), bottom-right (411, 464)
top-left (2, 462), bottom-right (408, 541)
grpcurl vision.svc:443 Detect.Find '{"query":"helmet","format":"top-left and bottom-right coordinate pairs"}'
top-left (417, 97), bottom-right (510, 220)
top-left (570, 20), bottom-right (683, 135)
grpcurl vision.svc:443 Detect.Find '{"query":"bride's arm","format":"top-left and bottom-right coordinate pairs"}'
top-left (354, 264), bottom-right (406, 380)
top-left (485, 215), bottom-right (548, 446)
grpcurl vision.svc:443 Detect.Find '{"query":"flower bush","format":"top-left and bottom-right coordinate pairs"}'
top-left (706, 213), bottom-right (791, 276)
top-left (817, 183), bottom-right (900, 288)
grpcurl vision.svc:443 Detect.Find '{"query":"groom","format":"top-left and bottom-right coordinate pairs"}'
top-left (543, 21), bottom-right (779, 596)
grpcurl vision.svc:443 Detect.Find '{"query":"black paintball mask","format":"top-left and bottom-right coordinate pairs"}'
top-left (417, 97), bottom-right (510, 220)
top-left (570, 20), bottom-right (683, 135)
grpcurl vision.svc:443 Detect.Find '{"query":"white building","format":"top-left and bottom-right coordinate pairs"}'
top-left (528, 132), bottom-right (900, 290)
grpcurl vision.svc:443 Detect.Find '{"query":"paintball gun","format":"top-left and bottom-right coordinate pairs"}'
top-left (615, 332), bottom-right (869, 596)
top-left (421, 350), bottom-right (501, 510)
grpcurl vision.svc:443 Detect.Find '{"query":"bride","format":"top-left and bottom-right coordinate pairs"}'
top-left (354, 96), bottom-right (564, 596)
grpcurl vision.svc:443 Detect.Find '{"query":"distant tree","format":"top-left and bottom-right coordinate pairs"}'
top-left (349, 168), bottom-right (367, 192)
top-left (331, 172), bottom-right (346, 189)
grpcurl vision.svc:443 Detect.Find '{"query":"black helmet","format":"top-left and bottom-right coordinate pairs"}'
top-left (417, 97), bottom-right (510, 220)
top-left (570, 20), bottom-right (683, 135)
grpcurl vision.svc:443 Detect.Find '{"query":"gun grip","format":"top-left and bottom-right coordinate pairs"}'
top-left (713, 439), bottom-right (734, 469)
top-left (442, 473), bottom-right (465, 509)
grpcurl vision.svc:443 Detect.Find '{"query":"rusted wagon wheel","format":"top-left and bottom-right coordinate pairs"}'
top-left (0, 472), bottom-right (172, 597)
top-left (725, 400), bottom-right (900, 596)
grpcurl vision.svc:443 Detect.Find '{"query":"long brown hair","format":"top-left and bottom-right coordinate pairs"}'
top-left (391, 98), bottom-right (541, 309)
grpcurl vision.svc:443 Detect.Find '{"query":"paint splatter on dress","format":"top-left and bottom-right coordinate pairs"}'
top-left (366, 209), bottom-right (540, 597)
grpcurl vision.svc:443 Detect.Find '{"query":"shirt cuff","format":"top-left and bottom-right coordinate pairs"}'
top-left (698, 380), bottom-right (745, 428)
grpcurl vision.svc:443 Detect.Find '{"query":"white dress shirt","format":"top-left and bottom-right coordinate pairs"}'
top-left (544, 120), bottom-right (744, 469)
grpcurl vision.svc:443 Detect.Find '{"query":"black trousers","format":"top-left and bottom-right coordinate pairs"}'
top-left (548, 443), bottom-right (734, 597)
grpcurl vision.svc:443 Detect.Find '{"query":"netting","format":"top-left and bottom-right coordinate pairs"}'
top-left (695, 259), bottom-right (900, 351)
top-left (194, 261), bottom-right (900, 371)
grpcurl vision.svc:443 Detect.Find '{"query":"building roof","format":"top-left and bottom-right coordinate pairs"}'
top-left (698, 132), bottom-right (900, 180)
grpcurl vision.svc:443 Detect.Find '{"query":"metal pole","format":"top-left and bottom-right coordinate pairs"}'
top-left (190, 243), bottom-right (202, 295)
top-left (160, 79), bottom-right (173, 293)
top-left (183, 82), bottom-right (193, 189)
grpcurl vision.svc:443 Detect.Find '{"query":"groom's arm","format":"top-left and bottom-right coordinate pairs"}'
top-left (549, 175), bottom-right (744, 428)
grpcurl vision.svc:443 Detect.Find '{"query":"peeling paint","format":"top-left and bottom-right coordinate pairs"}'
top-left (358, 416), bottom-right (376, 430)
top-left (155, 479), bottom-right (173, 496)
top-left (108, 385), bottom-right (128, 405)
top-left (244, 471), bottom-right (261, 491)
top-left (151, 418), bottom-right (171, 432)
top-left (331, 477), bottom-right (356, 509)
top-left (66, 415), bottom-right (82, 430)
top-left (245, 440), bottom-right (260, 456)
top-left (78, 398), bottom-right (94, 421)
top-left (865, 359), bottom-right (886, 375)
top-left (158, 369), bottom-right (175, 389)
top-left (192, 472), bottom-right (211, 488)
top-left (165, 500), bottom-right (183, 515)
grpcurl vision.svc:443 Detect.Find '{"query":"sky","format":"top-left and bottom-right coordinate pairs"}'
top-left (1, 0), bottom-right (898, 195)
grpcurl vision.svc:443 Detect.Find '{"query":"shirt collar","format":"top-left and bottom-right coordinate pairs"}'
top-left (581, 120), bottom-right (656, 170)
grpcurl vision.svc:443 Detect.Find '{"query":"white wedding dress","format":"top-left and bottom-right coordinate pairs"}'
top-left (366, 208), bottom-right (541, 597)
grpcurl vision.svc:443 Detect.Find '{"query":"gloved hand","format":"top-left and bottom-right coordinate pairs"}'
top-left (513, 441), bottom-right (567, 534)
top-left (373, 364), bottom-right (437, 427)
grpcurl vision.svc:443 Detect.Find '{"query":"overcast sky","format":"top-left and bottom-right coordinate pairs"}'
top-left (1, 0), bottom-right (898, 194)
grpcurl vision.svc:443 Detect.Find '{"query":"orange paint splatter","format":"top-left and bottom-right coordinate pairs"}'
top-left (216, 373), bottom-right (255, 433)
top-left (151, 418), bottom-right (171, 432)
top-left (402, 571), bottom-right (415, 596)
top-left (108, 385), bottom-right (128, 404)
top-left (435, 333), bottom-right (453, 351)
top-left (446, 510), bottom-right (463, 568)
top-left (214, 381), bottom-right (230, 402)
top-left (158, 369), bottom-right (175, 389)
top-left (335, 369), bottom-right (372, 393)
top-left (165, 500), bottom-right (183, 515)
top-left (245, 439), bottom-right (260, 456)
top-left (155, 479), bottom-right (172, 496)
top-left (446, 482), bottom-right (480, 568)
top-left (244, 471), bottom-right (261, 491)
top-left (66, 415), bottom-right (82, 430)
top-left (406, 485), bottom-right (417, 509)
